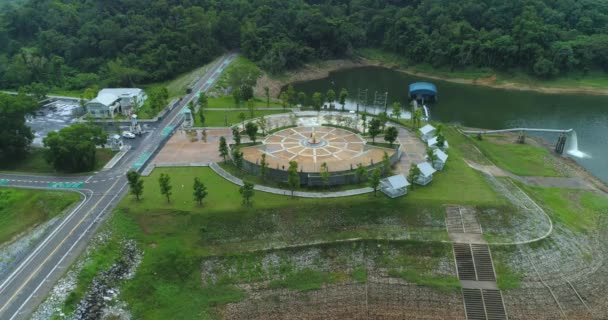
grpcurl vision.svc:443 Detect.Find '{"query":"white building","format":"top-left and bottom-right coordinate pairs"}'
top-left (432, 148), bottom-right (448, 170)
top-left (419, 124), bottom-right (436, 142)
top-left (380, 174), bottom-right (410, 198)
top-left (86, 88), bottom-right (147, 118)
top-left (415, 162), bottom-right (437, 186)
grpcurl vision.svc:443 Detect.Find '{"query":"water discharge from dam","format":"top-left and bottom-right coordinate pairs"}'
top-left (566, 131), bottom-right (590, 159)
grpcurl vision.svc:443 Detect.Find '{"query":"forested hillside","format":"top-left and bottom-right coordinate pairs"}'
top-left (1, 0), bottom-right (607, 91)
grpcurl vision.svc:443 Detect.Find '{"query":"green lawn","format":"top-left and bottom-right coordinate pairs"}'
top-left (0, 188), bottom-right (81, 245)
top-left (473, 137), bottom-right (563, 177)
top-left (196, 110), bottom-right (288, 127)
top-left (206, 95), bottom-right (284, 109)
top-left (149, 57), bottom-right (221, 99)
top-left (0, 148), bottom-right (116, 174)
top-left (517, 184), bottom-right (607, 233)
top-left (214, 56), bottom-right (261, 89)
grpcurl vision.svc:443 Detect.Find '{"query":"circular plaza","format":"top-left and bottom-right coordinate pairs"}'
top-left (241, 126), bottom-right (395, 173)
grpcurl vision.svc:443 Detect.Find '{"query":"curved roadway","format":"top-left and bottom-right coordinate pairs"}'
top-left (0, 53), bottom-right (236, 319)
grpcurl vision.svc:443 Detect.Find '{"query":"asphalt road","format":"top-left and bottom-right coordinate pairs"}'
top-left (0, 53), bottom-right (236, 319)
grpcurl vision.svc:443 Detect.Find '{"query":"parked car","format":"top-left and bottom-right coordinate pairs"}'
top-left (122, 131), bottom-right (136, 139)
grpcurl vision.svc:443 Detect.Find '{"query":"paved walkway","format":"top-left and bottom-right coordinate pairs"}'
top-left (394, 126), bottom-right (427, 175)
top-left (465, 160), bottom-right (597, 190)
top-left (205, 108), bottom-right (298, 111)
top-left (209, 162), bottom-right (373, 198)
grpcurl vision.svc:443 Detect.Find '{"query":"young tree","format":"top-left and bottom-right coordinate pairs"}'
top-left (368, 118), bottom-right (381, 143)
top-left (382, 151), bottom-right (391, 176)
top-left (238, 112), bottom-right (246, 130)
top-left (126, 170), bottom-right (144, 201)
top-left (259, 153), bottom-right (269, 180)
top-left (320, 162), bottom-right (330, 188)
top-left (257, 115), bottom-right (267, 135)
top-left (264, 86), bottom-right (270, 107)
top-left (218, 136), bottom-right (229, 162)
top-left (245, 121), bottom-right (259, 143)
top-left (188, 100), bottom-right (195, 115)
top-left (158, 173), bottom-right (172, 203)
top-left (392, 102), bottom-right (401, 119)
top-left (436, 133), bottom-right (446, 148)
top-left (232, 88), bottom-right (241, 107)
top-left (426, 147), bottom-right (438, 165)
top-left (247, 98), bottom-right (255, 118)
top-left (286, 84), bottom-right (297, 106)
top-left (198, 92), bottom-right (208, 109)
top-left (408, 165), bottom-right (421, 189)
top-left (232, 148), bottom-right (244, 169)
top-left (239, 181), bottom-right (255, 207)
top-left (355, 163), bottom-right (366, 184)
top-left (279, 91), bottom-right (288, 110)
top-left (198, 111), bottom-right (205, 126)
top-left (326, 89), bottom-right (336, 108)
top-left (240, 85), bottom-right (254, 101)
top-left (193, 177), bottom-right (208, 206)
top-left (361, 113), bottom-right (367, 134)
top-left (339, 88), bottom-right (348, 111)
top-left (413, 108), bottom-right (424, 129)
top-left (297, 92), bottom-right (307, 107)
top-left (231, 127), bottom-right (241, 145)
top-left (369, 167), bottom-right (381, 197)
top-left (384, 126), bottom-right (398, 146)
top-left (312, 92), bottom-right (322, 111)
top-left (287, 160), bottom-right (300, 198)
top-left (378, 112), bottom-right (388, 131)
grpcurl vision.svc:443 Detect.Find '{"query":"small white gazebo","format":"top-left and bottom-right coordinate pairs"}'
top-left (415, 162), bottom-right (437, 186)
top-left (432, 148), bottom-right (449, 170)
top-left (427, 136), bottom-right (449, 150)
top-left (380, 174), bottom-right (410, 198)
top-left (419, 124), bottom-right (436, 142)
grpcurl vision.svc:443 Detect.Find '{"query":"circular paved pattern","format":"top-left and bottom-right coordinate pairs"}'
top-left (241, 126), bottom-right (393, 172)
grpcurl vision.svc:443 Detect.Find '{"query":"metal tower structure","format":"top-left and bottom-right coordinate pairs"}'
top-left (374, 91), bottom-right (389, 113)
top-left (357, 89), bottom-right (368, 113)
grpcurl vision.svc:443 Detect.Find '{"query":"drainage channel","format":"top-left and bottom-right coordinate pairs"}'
top-left (446, 206), bottom-right (508, 320)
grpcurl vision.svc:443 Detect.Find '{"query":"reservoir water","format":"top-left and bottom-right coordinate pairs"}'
top-left (292, 66), bottom-right (608, 183)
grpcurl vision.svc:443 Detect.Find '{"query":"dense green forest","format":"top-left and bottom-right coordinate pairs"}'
top-left (1, 0), bottom-right (607, 91)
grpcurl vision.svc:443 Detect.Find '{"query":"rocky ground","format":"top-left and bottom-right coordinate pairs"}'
top-left (31, 232), bottom-right (142, 320)
top-left (0, 216), bottom-right (61, 278)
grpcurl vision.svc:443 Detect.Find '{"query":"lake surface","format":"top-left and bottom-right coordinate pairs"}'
top-left (292, 66), bottom-right (608, 183)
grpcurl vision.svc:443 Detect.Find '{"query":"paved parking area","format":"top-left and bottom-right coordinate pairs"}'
top-left (27, 99), bottom-right (81, 146)
top-left (152, 128), bottom-right (232, 165)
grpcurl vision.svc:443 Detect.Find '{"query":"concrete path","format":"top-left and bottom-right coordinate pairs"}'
top-left (209, 162), bottom-right (373, 198)
top-left (393, 126), bottom-right (427, 175)
top-left (465, 159), bottom-right (597, 190)
top-left (205, 108), bottom-right (298, 111)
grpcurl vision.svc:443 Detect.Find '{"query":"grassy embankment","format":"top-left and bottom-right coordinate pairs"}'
top-left (461, 131), bottom-right (608, 290)
top-left (472, 135), bottom-right (564, 177)
top-left (0, 188), bottom-right (81, 245)
top-left (358, 48), bottom-right (608, 92)
top-left (196, 56), bottom-right (290, 127)
top-left (60, 122), bottom-right (510, 318)
top-left (0, 148), bottom-right (116, 174)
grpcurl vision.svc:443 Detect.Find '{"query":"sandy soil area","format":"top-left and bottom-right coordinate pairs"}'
top-left (255, 57), bottom-right (608, 98)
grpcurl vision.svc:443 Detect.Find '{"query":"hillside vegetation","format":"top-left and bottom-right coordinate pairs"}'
top-left (1, 0), bottom-right (607, 91)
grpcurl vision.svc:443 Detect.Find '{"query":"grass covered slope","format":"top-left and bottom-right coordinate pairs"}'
top-left (473, 135), bottom-right (564, 177)
top-left (0, 188), bottom-right (81, 244)
top-left (0, 148), bottom-right (116, 175)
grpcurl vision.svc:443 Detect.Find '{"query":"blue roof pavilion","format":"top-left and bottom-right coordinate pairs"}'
top-left (409, 82), bottom-right (438, 101)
